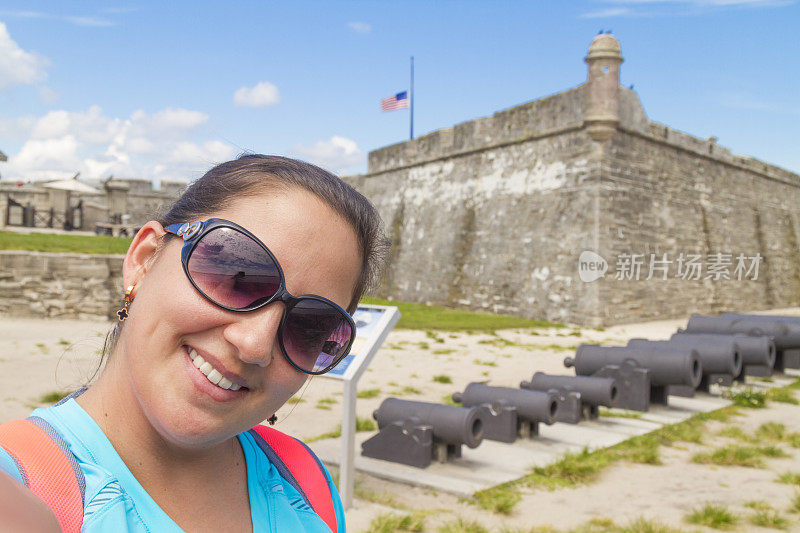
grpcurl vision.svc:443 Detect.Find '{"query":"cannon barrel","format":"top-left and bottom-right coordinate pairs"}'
top-left (671, 332), bottom-right (776, 368)
top-left (452, 383), bottom-right (558, 425)
top-left (521, 373), bottom-right (618, 407)
top-left (685, 314), bottom-right (797, 349)
top-left (373, 398), bottom-right (484, 448)
top-left (565, 344), bottom-right (702, 388)
top-left (720, 313), bottom-right (800, 348)
top-left (628, 338), bottom-right (742, 377)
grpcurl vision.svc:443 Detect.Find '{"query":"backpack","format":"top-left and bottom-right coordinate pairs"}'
top-left (0, 418), bottom-right (338, 533)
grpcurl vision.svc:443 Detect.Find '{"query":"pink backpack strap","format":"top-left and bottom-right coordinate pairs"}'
top-left (0, 418), bottom-right (85, 533)
top-left (249, 425), bottom-right (338, 533)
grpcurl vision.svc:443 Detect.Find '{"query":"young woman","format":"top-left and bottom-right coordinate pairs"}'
top-left (0, 155), bottom-right (388, 532)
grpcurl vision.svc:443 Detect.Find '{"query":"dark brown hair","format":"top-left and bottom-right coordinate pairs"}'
top-left (159, 154), bottom-right (388, 311)
top-left (94, 155), bottom-right (389, 377)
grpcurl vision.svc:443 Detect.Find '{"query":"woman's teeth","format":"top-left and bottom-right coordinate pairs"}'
top-left (189, 348), bottom-right (242, 391)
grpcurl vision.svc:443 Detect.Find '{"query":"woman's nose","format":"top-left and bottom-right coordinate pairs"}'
top-left (222, 304), bottom-right (284, 367)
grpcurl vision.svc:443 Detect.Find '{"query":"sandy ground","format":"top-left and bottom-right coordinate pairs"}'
top-left (1, 309), bottom-right (800, 532)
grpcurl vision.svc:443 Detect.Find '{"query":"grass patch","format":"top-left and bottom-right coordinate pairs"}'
top-left (286, 397), bottom-right (305, 404)
top-left (777, 472), bottom-right (800, 486)
top-left (438, 518), bottom-right (488, 533)
top-left (391, 386), bottom-right (422, 396)
top-left (357, 388), bottom-right (381, 399)
top-left (307, 417), bottom-right (376, 443)
top-left (749, 508), bottom-right (790, 530)
top-left (685, 503), bottom-right (739, 529)
top-left (425, 330), bottom-right (445, 343)
top-left (722, 387), bottom-right (767, 408)
top-left (472, 359), bottom-right (497, 367)
top-left (35, 342), bottom-right (48, 354)
top-left (353, 482), bottom-right (402, 508)
top-left (692, 444), bottom-right (788, 467)
top-left (365, 512), bottom-right (425, 533)
top-left (37, 390), bottom-right (71, 404)
top-left (756, 421), bottom-right (788, 441)
top-left (433, 348), bottom-right (455, 355)
top-left (362, 297), bottom-right (565, 332)
top-left (315, 397), bottom-right (337, 410)
top-left (0, 231), bottom-right (132, 254)
top-left (442, 394), bottom-right (459, 407)
top-left (598, 408), bottom-right (643, 419)
top-left (717, 425), bottom-right (756, 442)
top-left (790, 492), bottom-right (800, 514)
top-left (472, 483), bottom-right (521, 514)
top-left (356, 416), bottom-right (377, 432)
top-left (433, 375), bottom-right (453, 384)
top-left (767, 387), bottom-right (798, 405)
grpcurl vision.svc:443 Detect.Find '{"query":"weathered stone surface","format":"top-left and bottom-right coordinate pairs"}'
top-left (344, 36), bottom-right (800, 327)
top-left (0, 251), bottom-right (124, 320)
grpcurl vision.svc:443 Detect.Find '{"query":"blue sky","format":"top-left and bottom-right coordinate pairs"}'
top-left (0, 0), bottom-right (797, 184)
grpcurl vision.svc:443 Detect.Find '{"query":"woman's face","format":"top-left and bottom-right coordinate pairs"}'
top-left (117, 187), bottom-right (362, 448)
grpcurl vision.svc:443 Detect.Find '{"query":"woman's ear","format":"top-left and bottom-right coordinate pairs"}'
top-left (122, 221), bottom-right (168, 290)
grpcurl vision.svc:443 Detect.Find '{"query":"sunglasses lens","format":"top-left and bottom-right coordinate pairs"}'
top-left (186, 227), bottom-right (281, 310)
top-left (283, 300), bottom-right (353, 373)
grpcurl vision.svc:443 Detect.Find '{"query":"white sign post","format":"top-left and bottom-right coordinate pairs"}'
top-left (322, 304), bottom-right (400, 509)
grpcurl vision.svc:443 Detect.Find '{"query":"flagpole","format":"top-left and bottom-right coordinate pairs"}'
top-left (410, 56), bottom-right (414, 140)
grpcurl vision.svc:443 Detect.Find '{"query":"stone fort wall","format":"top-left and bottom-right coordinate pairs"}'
top-left (344, 36), bottom-right (800, 326)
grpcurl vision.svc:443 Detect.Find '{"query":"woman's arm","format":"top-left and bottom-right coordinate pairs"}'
top-left (0, 470), bottom-right (61, 532)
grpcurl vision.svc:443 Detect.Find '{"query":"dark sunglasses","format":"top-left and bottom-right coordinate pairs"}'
top-left (164, 218), bottom-right (356, 375)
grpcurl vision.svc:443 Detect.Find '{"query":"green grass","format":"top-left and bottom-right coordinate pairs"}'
top-left (38, 390), bottom-right (71, 404)
top-left (433, 375), bottom-right (453, 384)
top-left (777, 472), bottom-right (800, 486)
top-left (365, 512), bottom-right (425, 533)
top-left (692, 444), bottom-right (788, 467)
top-left (0, 231), bottom-right (132, 254)
top-left (790, 492), bottom-right (800, 514)
top-left (306, 417), bottom-right (376, 443)
top-left (472, 359), bottom-right (497, 367)
top-left (684, 503), bottom-right (739, 529)
top-left (598, 407), bottom-right (643, 419)
top-left (767, 387), bottom-right (799, 405)
top-left (357, 388), bottom-right (381, 399)
top-left (362, 297), bottom-right (565, 332)
top-left (756, 422), bottom-right (788, 441)
top-left (315, 397), bottom-right (337, 410)
top-left (442, 394), bottom-right (459, 406)
top-left (748, 508), bottom-right (789, 530)
top-left (286, 397), bottom-right (305, 404)
top-left (391, 386), bottom-right (422, 396)
top-left (437, 518), bottom-right (489, 533)
top-left (433, 348), bottom-right (455, 355)
top-left (472, 483), bottom-right (521, 514)
top-left (722, 387), bottom-right (767, 408)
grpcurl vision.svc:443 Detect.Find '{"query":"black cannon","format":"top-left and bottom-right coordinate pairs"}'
top-left (361, 398), bottom-right (485, 468)
top-left (565, 344), bottom-right (702, 405)
top-left (452, 383), bottom-right (560, 441)
top-left (520, 373), bottom-right (618, 420)
top-left (627, 338), bottom-right (741, 395)
top-left (671, 332), bottom-right (776, 377)
top-left (684, 314), bottom-right (800, 371)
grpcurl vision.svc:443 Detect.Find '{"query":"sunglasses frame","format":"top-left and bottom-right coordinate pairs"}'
top-left (163, 218), bottom-right (356, 375)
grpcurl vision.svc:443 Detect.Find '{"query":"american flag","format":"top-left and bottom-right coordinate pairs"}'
top-left (381, 91), bottom-right (409, 112)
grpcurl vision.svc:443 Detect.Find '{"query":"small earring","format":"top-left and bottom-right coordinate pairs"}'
top-left (117, 285), bottom-right (135, 321)
top-left (267, 414), bottom-right (277, 425)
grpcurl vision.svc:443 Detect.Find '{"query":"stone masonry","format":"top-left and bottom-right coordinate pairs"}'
top-left (345, 34), bottom-right (800, 326)
top-left (0, 251), bottom-right (123, 320)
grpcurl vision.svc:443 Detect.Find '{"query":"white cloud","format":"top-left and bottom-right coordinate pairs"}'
top-left (64, 16), bottom-right (116, 27)
top-left (581, 7), bottom-right (633, 17)
top-left (1, 106), bottom-right (235, 182)
top-left (347, 21), bottom-right (372, 33)
top-left (0, 22), bottom-right (49, 90)
top-left (292, 136), bottom-right (363, 172)
top-left (233, 81), bottom-right (280, 107)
